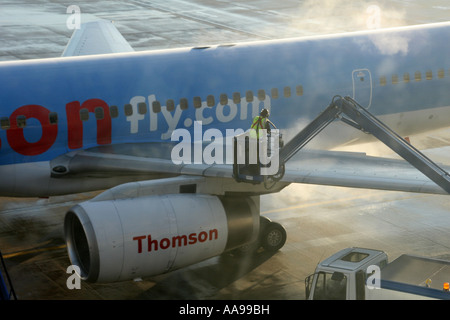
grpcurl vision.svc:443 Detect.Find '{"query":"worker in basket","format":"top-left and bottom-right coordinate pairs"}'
top-left (250, 108), bottom-right (275, 139)
top-left (246, 108), bottom-right (276, 174)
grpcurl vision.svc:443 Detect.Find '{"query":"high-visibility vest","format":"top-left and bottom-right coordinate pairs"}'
top-left (250, 116), bottom-right (267, 139)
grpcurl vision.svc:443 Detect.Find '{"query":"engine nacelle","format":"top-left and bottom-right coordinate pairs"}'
top-left (64, 194), bottom-right (259, 283)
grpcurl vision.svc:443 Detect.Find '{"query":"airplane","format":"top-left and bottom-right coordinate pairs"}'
top-left (1, 20), bottom-right (450, 283)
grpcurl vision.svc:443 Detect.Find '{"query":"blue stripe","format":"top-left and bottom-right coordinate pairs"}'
top-left (381, 280), bottom-right (450, 299)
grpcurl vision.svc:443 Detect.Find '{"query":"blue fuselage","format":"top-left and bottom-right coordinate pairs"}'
top-left (0, 22), bottom-right (449, 167)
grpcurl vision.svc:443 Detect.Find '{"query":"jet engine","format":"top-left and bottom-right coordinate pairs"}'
top-left (64, 194), bottom-right (259, 283)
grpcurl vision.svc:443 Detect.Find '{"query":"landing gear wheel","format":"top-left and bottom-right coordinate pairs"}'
top-left (261, 221), bottom-right (286, 252)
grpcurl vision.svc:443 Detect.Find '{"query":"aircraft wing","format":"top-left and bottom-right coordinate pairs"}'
top-left (282, 149), bottom-right (450, 195)
top-left (62, 20), bottom-right (134, 57)
top-left (50, 145), bottom-right (450, 195)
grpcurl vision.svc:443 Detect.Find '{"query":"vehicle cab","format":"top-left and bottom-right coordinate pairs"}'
top-left (305, 247), bottom-right (388, 300)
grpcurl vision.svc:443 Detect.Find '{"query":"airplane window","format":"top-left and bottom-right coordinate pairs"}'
top-left (166, 99), bottom-right (175, 112)
top-left (380, 76), bottom-right (387, 86)
top-left (207, 95), bottom-right (215, 107)
top-left (180, 98), bottom-right (188, 110)
top-left (193, 96), bottom-right (202, 108)
top-left (258, 89), bottom-right (266, 101)
top-left (152, 100), bottom-right (161, 113)
top-left (138, 102), bottom-right (147, 115)
top-left (284, 87), bottom-right (291, 98)
top-left (95, 107), bottom-right (104, 120)
top-left (16, 115), bottom-right (26, 128)
top-left (246, 90), bottom-right (254, 102)
top-left (403, 73), bottom-right (410, 83)
top-left (220, 94), bottom-right (228, 106)
top-left (80, 109), bottom-right (89, 121)
top-left (438, 69), bottom-right (445, 79)
top-left (426, 70), bottom-right (433, 80)
top-left (233, 92), bottom-right (241, 104)
top-left (392, 74), bottom-right (399, 84)
top-left (110, 105), bottom-right (119, 118)
top-left (124, 104), bottom-right (133, 116)
top-left (271, 88), bottom-right (279, 99)
top-left (49, 112), bottom-right (58, 125)
top-left (296, 85), bottom-right (304, 96)
top-left (0, 117), bottom-right (10, 130)
top-left (415, 71), bottom-right (422, 82)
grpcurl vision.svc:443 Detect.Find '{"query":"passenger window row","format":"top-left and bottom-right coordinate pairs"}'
top-left (0, 112), bottom-right (58, 130)
top-left (0, 85), bottom-right (304, 128)
top-left (113, 85), bottom-right (304, 118)
top-left (379, 69), bottom-right (447, 86)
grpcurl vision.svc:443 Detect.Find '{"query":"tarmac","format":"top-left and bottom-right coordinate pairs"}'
top-left (0, 0), bottom-right (450, 302)
top-left (1, 178), bottom-right (450, 300)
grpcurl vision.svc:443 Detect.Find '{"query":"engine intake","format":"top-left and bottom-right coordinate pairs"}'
top-left (64, 194), bottom-right (259, 283)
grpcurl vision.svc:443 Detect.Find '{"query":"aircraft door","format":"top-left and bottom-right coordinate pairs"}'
top-left (352, 69), bottom-right (373, 109)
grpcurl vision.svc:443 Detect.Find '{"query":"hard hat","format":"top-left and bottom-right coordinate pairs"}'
top-left (260, 108), bottom-right (269, 118)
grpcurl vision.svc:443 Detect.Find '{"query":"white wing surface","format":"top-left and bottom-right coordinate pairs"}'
top-left (50, 146), bottom-right (450, 195)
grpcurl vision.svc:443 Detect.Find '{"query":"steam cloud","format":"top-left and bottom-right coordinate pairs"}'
top-left (287, 0), bottom-right (407, 35)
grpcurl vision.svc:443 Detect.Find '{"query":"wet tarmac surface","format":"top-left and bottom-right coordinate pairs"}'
top-left (1, 180), bottom-right (450, 300)
top-left (0, 0), bottom-right (450, 303)
top-left (1, 0), bottom-right (450, 61)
